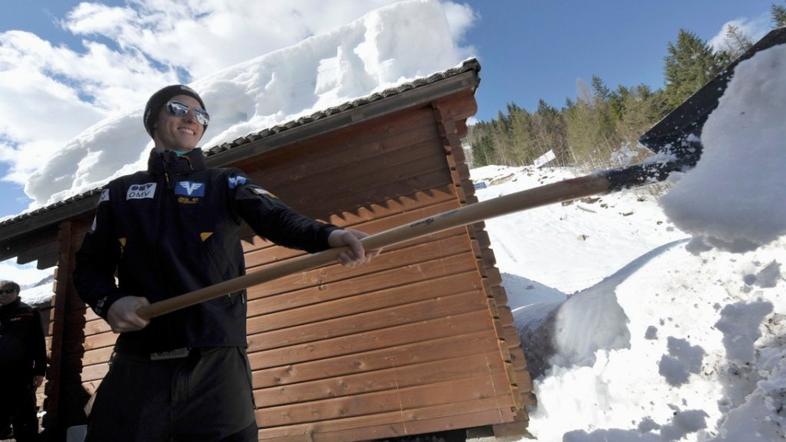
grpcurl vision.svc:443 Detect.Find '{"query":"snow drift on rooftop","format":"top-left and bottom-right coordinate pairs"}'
top-left (21, 0), bottom-right (472, 208)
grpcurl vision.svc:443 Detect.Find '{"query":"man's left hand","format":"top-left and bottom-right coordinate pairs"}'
top-left (327, 228), bottom-right (380, 267)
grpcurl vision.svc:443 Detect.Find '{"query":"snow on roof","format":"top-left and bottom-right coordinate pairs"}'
top-left (13, 0), bottom-right (472, 213)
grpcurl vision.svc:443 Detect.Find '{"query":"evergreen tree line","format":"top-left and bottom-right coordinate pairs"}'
top-left (469, 3), bottom-right (786, 169)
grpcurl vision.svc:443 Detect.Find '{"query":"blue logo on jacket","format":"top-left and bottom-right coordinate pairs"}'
top-left (228, 175), bottom-right (247, 189)
top-left (176, 181), bottom-right (205, 197)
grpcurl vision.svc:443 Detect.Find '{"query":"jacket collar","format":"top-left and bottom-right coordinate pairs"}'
top-left (147, 148), bottom-right (207, 176)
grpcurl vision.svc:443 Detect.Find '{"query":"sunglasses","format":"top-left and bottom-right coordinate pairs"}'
top-left (166, 100), bottom-right (210, 126)
top-left (0, 288), bottom-right (16, 294)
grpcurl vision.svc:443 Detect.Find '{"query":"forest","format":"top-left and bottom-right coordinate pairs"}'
top-left (468, 2), bottom-right (786, 169)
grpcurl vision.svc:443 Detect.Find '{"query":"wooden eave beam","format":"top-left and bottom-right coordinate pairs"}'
top-left (0, 198), bottom-right (98, 249)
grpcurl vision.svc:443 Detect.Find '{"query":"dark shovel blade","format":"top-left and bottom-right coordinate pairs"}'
top-left (606, 27), bottom-right (786, 191)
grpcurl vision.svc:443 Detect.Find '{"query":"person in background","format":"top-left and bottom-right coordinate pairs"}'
top-left (0, 280), bottom-right (46, 442)
top-left (74, 84), bottom-right (377, 441)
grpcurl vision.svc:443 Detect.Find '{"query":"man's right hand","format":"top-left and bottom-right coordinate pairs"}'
top-left (107, 296), bottom-right (151, 333)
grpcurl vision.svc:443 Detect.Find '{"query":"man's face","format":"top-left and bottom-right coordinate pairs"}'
top-left (0, 286), bottom-right (18, 306)
top-left (153, 94), bottom-right (206, 151)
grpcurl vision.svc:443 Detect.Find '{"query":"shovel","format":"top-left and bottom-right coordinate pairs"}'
top-left (137, 27), bottom-right (786, 320)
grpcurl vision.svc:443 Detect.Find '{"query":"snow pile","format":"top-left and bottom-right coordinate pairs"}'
top-left (475, 41), bottom-right (786, 440)
top-left (475, 163), bottom-right (784, 441)
top-left (660, 44), bottom-right (786, 253)
top-left (22, 0), bottom-right (470, 207)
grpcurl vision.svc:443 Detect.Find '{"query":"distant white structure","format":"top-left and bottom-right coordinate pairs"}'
top-left (533, 149), bottom-right (556, 168)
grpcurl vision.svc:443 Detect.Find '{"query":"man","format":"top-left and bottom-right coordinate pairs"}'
top-left (0, 280), bottom-right (46, 442)
top-left (74, 85), bottom-right (376, 441)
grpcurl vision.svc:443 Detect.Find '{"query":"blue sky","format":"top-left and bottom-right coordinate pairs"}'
top-left (0, 0), bottom-right (779, 218)
top-left (462, 0), bottom-right (775, 120)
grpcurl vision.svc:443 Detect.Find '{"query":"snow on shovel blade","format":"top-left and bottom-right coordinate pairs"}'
top-left (605, 27), bottom-right (786, 191)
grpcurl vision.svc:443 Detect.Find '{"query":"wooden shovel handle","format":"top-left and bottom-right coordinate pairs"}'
top-left (137, 173), bottom-right (610, 320)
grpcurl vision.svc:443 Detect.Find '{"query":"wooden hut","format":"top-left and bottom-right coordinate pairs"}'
top-left (0, 59), bottom-right (534, 441)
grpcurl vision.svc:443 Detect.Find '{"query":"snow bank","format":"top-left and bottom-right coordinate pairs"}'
top-left (24, 0), bottom-right (469, 207)
top-left (473, 164), bottom-right (785, 441)
top-left (660, 44), bottom-right (786, 253)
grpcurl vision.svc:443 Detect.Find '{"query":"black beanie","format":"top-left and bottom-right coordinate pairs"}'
top-left (143, 84), bottom-right (207, 138)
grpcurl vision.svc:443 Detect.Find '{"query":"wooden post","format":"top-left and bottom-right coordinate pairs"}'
top-left (42, 221), bottom-right (72, 439)
top-left (42, 220), bottom-right (91, 439)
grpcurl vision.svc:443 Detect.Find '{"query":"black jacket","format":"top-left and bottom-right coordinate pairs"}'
top-left (0, 298), bottom-right (46, 379)
top-left (74, 148), bottom-right (337, 353)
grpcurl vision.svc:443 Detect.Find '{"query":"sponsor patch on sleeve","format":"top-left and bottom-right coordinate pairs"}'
top-left (228, 175), bottom-right (248, 189)
top-left (175, 181), bottom-right (206, 197)
top-left (99, 188), bottom-right (110, 204)
top-left (126, 183), bottom-right (157, 200)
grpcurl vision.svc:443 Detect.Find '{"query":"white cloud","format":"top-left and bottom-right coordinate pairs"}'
top-left (62, 0), bottom-right (401, 79)
top-left (708, 14), bottom-right (772, 53)
top-left (441, 0), bottom-right (477, 54)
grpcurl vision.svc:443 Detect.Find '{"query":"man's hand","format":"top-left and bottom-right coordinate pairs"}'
top-left (107, 296), bottom-right (151, 333)
top-left (327, 228), bottom-right (381, 267)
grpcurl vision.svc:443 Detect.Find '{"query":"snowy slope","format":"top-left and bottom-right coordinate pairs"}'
top-left (474, 165), bottom-right (784, 441)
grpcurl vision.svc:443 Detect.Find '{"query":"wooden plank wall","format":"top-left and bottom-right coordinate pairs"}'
top-left (234, 100), bottom-right (522, 440)
top-left (65, 92), bottom-right (527, 441)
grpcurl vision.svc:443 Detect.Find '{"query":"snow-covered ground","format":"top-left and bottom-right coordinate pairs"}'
top-left (475, 165), bottom-right (784, 441)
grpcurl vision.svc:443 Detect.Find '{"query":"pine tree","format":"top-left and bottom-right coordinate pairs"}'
top-left (533, 100), bottom-right (570, 165)
top-left (717, 24), bottom-right (753, 60)
top-left (607, 85), bottom-right (630, 122)
top-left (471, 134), bottom-right (495, 167)
top-left (492, 111), bottom-right (516, 165)
top-left (507, 103), bottom-right (536, 165)
top-left (663, 29), bottom-right (724, 110)
top-left (616, 85), bottom-right (662, 157)
top-left (773, 2), bottom-right (786, 27)
top-left (591, 75), bottom-right (611, 101)
top-left (468, 122), bottom-right (498, 167)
